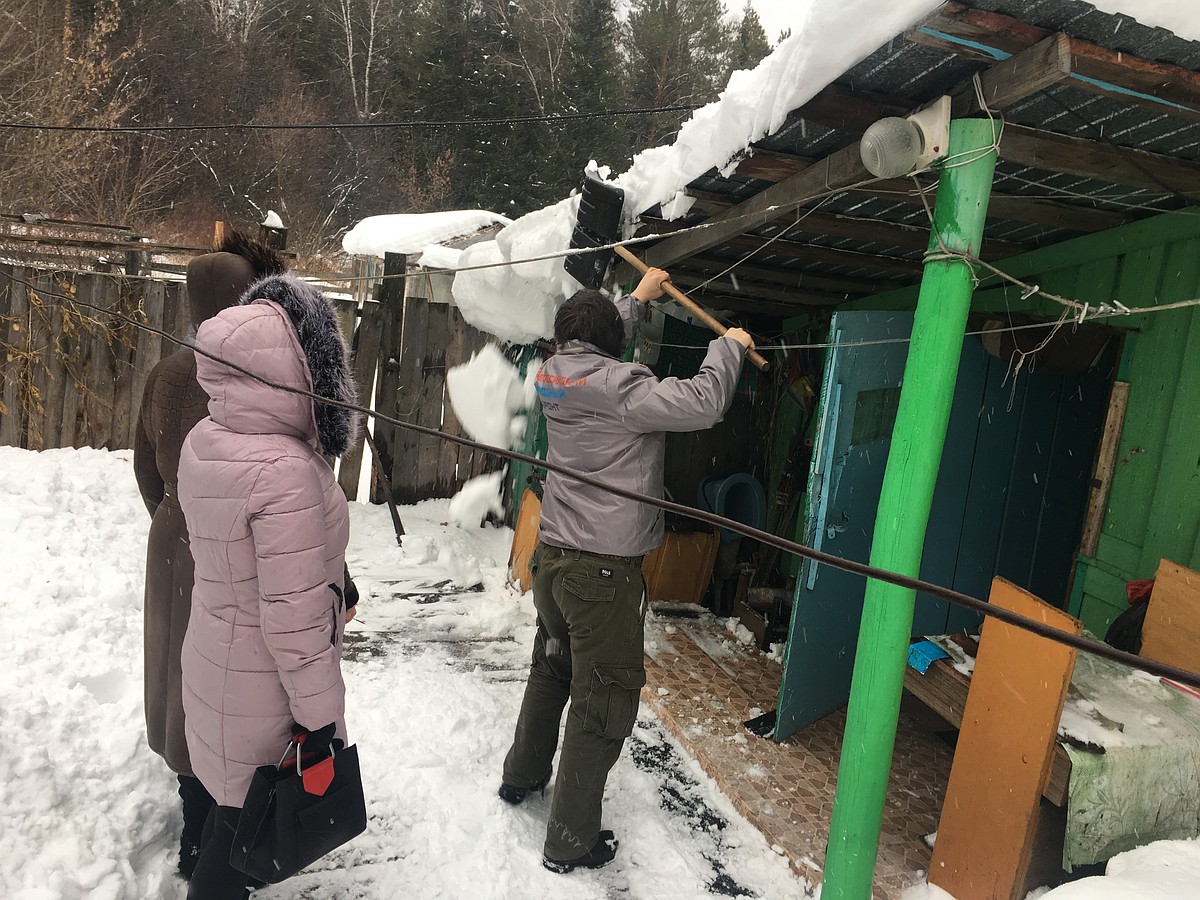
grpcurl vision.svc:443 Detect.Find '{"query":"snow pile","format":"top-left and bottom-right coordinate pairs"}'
top-left (899, 882), bottom-right (958, 900)
top-left (450, 0), bottom-right (942, 342)
top-left (452, 197), bottom-right (582, 344)
top-left (446, 344), bottom-right (538, 450)
top-left (1056, 653), bottom-right (1200, 750)
top-left (415, 243), bottom-right (464, 270)
top-left (262, 209), bottom-right (284, 228)
top-left (0, 448), bottom-right (178, 900)
top-left (342, 210), bottom-right (512, 257)
top-left (1038, 839), bottom-right (1200, 899)
top-left (2, 447), bottom-right (813, 899)
top-left (1088, 1), bottom-right (1200, 43)
top-left (900, 838), bottom-right (1200, 900)
top-left (447, 472), bottom-right (505, 529)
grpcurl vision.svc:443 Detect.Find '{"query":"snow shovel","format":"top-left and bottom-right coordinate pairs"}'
top-left (564, 174), bottom-right (769, 371)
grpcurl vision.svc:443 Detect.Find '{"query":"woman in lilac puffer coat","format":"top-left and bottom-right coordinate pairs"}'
top-left (177, 273), bottom-right (358, 899)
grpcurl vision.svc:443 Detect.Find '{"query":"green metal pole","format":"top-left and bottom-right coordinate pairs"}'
top-left (819, 118), bottom-right (999, 899)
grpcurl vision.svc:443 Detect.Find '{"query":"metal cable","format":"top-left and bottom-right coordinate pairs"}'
top-left (0, 105), bottom-right (699, 134)
top-left (8, 272), bottom-right (1200, 693)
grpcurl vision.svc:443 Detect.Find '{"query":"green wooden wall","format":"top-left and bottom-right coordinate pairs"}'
top-left (859, 209), bottom-right (1200, 637)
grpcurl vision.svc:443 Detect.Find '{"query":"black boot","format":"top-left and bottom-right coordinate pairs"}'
top-left (543, 831), bottom-right (619, 874)
top-left (177, 775), bottom-right (215, 881)
top-left (497, 769), bottom-right (551, 806)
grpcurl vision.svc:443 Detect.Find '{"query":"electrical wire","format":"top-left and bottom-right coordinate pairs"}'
top-left (8, 270), bottom-right (1200, 694)
top-left (651, 317), bottom-right (1099, 352)
top-left (0, 106), bottom-right (700, 134)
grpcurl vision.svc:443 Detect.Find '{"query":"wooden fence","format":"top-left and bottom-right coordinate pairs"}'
top-left (346, 253), bottom-right (502, 505)
top-left (0, 263), bottom-right (186, 450)
top-left (1, 253), bottom-right (504, 508)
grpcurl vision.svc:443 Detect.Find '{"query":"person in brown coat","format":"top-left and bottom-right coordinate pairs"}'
top-left (133, 231), bottom-right (286, 880)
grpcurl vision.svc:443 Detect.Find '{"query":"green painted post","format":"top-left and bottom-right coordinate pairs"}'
top-left (820, 118), bottom-right (999, 899)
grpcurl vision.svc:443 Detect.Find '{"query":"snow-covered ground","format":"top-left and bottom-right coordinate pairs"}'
top-left (0, 447), bottom-right (810, 899)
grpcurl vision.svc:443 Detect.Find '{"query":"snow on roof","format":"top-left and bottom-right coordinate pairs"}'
top-left (614, 0), bottom-right (947, 213)
top-left (414, 243), bottom-right (464, 270)
top-left (451, 0), bottom-right (1200, 344)
top-left (342, 210), bottom-right (512, 257)
top-left (452, 0), bottom-right (945, 342)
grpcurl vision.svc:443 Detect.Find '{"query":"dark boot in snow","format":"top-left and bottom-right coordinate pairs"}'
top-left (498, 769), bottom-right (551, 805)
top-left (542, 831), bottom-right (619, 874)
top-left (177, 774), bottom-right (215, 880)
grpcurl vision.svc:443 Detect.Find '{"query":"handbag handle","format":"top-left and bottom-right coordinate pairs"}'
top-left (283, 737), bottom-right (337, 775)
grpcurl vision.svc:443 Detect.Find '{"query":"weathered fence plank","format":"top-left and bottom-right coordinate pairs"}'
top-left (438, 307), bottom-right (469, 488)
top-left (390, 286), bottom-right (429, 505)
top-left (27, 270), bottom-right (58, 451)
top-left (0, 265), bottom-right (29, 447)
top-left (337, 299), bottom-right (383, 501)
top-left (126, 278), bottom-right (165, 447)
top-left (109, 279), bottom-right (142, 449)
top-left (371, 254), bottom-right (407, 503)
top-left (415, 303), bottom-right (452, 496)
top-left (41, 276), bottom-right (70, 450)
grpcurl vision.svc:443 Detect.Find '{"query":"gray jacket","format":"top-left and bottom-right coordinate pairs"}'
top-left (536, 296), bottom-right (746, 557)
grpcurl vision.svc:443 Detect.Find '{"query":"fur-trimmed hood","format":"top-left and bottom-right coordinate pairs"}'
top-left (240, 274), bottom-right (358, 457)
top-left (194, 274), bottom-right (358, 457)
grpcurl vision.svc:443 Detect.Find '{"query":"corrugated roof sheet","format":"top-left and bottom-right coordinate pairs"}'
top-left (653, 1), bottom-right (1200, 314)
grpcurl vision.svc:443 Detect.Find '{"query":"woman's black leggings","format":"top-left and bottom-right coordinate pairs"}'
top-left (187, 805), bottom-right (249, 900)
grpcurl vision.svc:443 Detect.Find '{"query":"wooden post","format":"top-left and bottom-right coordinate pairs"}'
top-left (373, 253), bottom-right (407, 503)
top-left (820, 119), bottom-right (1000, 900)
top-left (362, 424), bottom-right (405, 544)
top-left (258, 224), bottom-right (288, 251)
top-left (337, 298), bottom-right (385, 501)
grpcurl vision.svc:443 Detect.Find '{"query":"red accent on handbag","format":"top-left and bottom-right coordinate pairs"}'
top-left (302, 756), bottom-right (336, 796)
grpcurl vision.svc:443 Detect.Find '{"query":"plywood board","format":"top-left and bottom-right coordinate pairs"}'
top-left (929, 578), bottom-right (1081, 900)
top-left (1141, 559), bottom-right (1200, 676)
top-left (508, 488), bottom-right (541, 593)
top-left (902, 660), bottom-right (1072, 806)
top-left (643, 528), bottom-right (719, 606)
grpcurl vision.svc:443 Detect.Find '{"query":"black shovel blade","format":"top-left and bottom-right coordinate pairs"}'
top-left (743, 709), bottom-right (777, 738)
top-left (565, 175), bottom-right (625, 289)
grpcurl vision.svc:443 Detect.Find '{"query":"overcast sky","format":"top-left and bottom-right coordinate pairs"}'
top-left (743, 0), bottom-right (805, 42)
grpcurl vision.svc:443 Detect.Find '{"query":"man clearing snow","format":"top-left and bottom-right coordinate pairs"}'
top-left (499, 269), bottom-right (756, 873)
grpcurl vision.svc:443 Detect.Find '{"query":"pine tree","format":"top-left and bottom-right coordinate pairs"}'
top-left (729, 1), bottom-right (771, 74)
top-left (554, 0), bottom-right (628, 192)
top-left (400, 0), bottom-right (560, 213)
top-left (624, 0), bottom-right (736, 145)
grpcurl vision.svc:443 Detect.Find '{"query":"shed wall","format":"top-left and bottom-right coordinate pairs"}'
top-left (860, 210), bottom-right (1200, 637)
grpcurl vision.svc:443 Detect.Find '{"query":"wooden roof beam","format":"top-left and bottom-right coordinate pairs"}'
top-left (719, 233), bottom-right (922, 276)
top-left (660, 199), bottom-right (1031, 259)
top-left (948, 32), bottom-right (1073, 116)
top-left (717, 161), bottom-right (1134, 232)
top-left (675, 254), bottom-right (888, 295)
top-left (912, 1), bottom-right (1200, 124)
top-left (669, 271), bottom-right (850, 307)
top-left (671, 291), bottom-right (833, 318)
top-left (639, 143), bottom-right (876, 270)
top-left (998, 124), bottom-right (1200, 197)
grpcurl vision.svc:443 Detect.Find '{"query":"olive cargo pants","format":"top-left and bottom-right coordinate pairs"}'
top-left (503, 542), bottom-right (647, 861)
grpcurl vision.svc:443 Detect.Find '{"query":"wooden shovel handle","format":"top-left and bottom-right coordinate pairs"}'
top-left (614, 245), bottom-right (769, 371)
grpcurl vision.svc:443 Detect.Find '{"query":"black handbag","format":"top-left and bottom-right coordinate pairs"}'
top-left (229, 734), bottom-right (367, 883)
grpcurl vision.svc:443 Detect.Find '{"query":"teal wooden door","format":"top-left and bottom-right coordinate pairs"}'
top-left (776, 311), bottom-right (913, 739)
top-left (774, 323), bottom-right (1115, 740)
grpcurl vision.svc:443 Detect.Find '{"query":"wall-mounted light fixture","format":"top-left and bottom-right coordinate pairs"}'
top-left (860, 96), bottom-right (952, 179)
